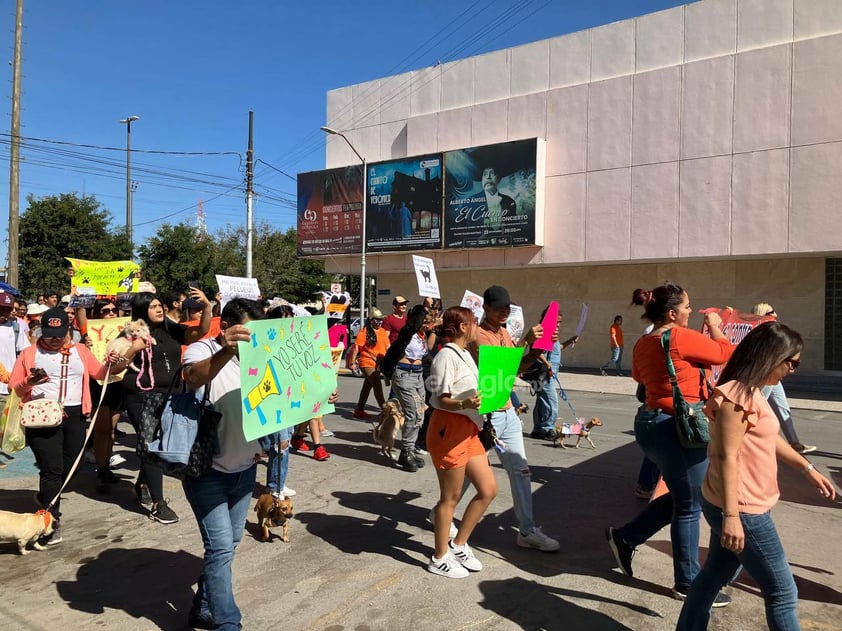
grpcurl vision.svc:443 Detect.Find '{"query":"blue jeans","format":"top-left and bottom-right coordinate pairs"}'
top-left (616, 408), bottom-right (708, 588)
top-left (259, 428), bottom-right (292, 493)
top-left (762, 383), bottom-right (800, 446)
top-left (489, 407), bottom-right (534, 535)
top-left (677, 500), bottom-right (799, 631)
top-left (601, 347), bottom-right (623, 373)
top-left (636, 456), bottom-right (661, 491)
top-left (182, 466), bottom-right (257, 630)
top-left (532, 376), bottom-right (559, 435)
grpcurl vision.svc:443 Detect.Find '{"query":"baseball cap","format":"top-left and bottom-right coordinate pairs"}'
top-left (0, 292), bottom-right (14, 308)
top-left (369, 308), bottom-right (384, 319)
top-left (393, 296), bottom-right (408, 305)
top-left (26, 303), bottom-right (49, 316)
top-left (40, 307), bottom-right (69, 337)
top-left (482, 285), bottom-right (511, 308)
top-left (182, 298), bottom-right (204, 311)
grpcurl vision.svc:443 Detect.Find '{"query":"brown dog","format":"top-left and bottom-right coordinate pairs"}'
top-left (254, 494), bottom-right (294, 542)
top-left (554, 417), bottom-right (604, 449)
top-left (0, 509), bottom-right (55, 554)
top-left (372, 398), bottom-right (405, 460)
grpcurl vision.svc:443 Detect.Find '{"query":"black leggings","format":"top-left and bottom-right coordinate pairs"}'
top-left (123, 392), bottom-right (165, 503)
top-left (26, 405), bottom-right (85, 521)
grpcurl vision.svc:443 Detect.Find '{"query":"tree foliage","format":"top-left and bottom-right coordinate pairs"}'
top-left (18, 193), bottom-right (131, 297)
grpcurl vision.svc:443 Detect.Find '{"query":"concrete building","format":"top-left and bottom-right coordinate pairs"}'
top-left (318, 0), bottom-right (842, 375)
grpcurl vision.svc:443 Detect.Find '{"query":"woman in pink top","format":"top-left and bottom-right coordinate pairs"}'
top-left (677, 322), bottom-right (836, 631)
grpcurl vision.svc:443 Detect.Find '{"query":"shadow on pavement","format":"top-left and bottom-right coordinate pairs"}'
top-left (55, 547), bottom-right (202, 629)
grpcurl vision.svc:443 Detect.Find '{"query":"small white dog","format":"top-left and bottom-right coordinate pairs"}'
top-left (106, 319), bottom-right (155, 372)
top-left (0, 509), bottom-right (55, 555)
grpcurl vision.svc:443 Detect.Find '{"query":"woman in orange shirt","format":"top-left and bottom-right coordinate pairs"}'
top-left (677, 322), bottom-right (835, 630)
top-left (345, 308), bottom-right (390, 419)
top-left (607, 283), bottom-right (735, 604)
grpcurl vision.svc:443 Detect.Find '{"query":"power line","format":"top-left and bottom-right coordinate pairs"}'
top-left (0, 132), bottom-right (241, 156)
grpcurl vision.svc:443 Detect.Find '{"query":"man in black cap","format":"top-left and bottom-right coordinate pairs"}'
top-left (460, 284), bottom-right (560, 552)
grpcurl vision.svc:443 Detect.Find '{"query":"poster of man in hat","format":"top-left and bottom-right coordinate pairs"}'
top-left (444, 138), bottom-right (539, 249)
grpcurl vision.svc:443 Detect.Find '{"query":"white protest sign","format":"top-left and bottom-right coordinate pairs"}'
top-left (575, 303), bottom-right (589, 337)
top-left (461, 290), bottom-right (484, 324)
top-left (216, 274), bottom-right (261, 309)
top-left (412, 255), bottom-right (440, 299)
top-left (507, 305), bottom-right (524, 343)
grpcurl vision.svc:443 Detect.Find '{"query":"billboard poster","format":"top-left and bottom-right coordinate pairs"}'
top-left (297, 165), bottom-right (364, 256)
top-left (444, 138), bottom-right (540, 249)
top-left (365, 154), bottom-right (443, 252)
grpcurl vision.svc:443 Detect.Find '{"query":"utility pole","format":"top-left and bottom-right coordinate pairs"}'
top-left (6, 0), bottom-right (23, 288)
top-left (246, 110), bottom-right (254, 278)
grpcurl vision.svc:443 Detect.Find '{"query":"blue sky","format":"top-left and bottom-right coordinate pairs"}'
top-left (0, 0), bottom-right (687, 264)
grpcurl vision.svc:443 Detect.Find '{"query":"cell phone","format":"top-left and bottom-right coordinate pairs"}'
top-left (188, 280), bottom-right (199, 290)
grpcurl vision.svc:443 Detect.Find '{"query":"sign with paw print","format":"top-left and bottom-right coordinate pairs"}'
top-left (238, 314), bottom-right (338, 440)
top-left (66, 258), bottom-right (140, 295)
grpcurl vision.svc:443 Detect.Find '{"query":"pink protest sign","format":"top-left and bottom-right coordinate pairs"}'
top-left (532, 301), bottom-right (559, 351)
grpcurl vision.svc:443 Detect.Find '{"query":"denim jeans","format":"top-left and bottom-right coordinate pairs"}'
top-left (532, 377), bottom-right (559, 435)
top-left (182, 465), bottom-right (257, 630)
top-left (489, 407), bottom-right (534, 535)
top-left (677, 500), bottom-right (799, 631)
top-left (392, 368), bottom-right (425, 450)
top-left (259, 428), bottom-right (292, 493)
top-left (602, 346), bottom-right (623, 372)
top-left (616, 408), bottom-right (708, 588)
top-left (636, 456), bottom-right (661, 490)
top-left (762, 383), bottom-right (800, 446)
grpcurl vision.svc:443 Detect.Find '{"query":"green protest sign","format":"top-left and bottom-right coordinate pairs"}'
top-left (239, 315), bottom-right (337, 441)
top-left (477, 345), bottom-right (524, 414)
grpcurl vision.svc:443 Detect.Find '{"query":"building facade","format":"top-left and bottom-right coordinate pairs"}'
top-left (319, 0), bottom-right (842, 374)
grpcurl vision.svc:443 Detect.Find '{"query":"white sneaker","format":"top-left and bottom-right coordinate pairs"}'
top-left (517, 526), bottom-right (560, 552)
top-left (449, 540), bottom-right (482, 571)
top-left (281, 486), bottom-right (297, 497)
top-left (109, 454), bottom-right (126, 468)
top-left (84, 448), bottom-right (96, 464)
top-left (320, 430), bottom-right (334, 437)
top-left (427, 552), bottom-right (469, 578)
top-left (427, 507), bottom-right (458, 539)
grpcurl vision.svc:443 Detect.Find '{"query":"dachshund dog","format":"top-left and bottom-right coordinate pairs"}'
top-left (106, 319), bottom-right (156, 372)
top-left (372, 398), bottom-right (405, 461)
top-left (254, 493), bottom-right (294, 542)
top-left (554, 417), bottom-right (604, 449)
top-left (0, 509), bottom-right (55, 555)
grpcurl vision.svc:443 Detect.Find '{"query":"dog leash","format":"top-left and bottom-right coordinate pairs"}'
top-left (553, 374), bottom-right (578, 420)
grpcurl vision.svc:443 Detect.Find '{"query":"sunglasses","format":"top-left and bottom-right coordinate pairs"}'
top-left (100, 307), bottom-right (117, 315)
top-left (371, 318), bottom-right (383, 324)
top-left (785, 357), bottom-right (800, 371)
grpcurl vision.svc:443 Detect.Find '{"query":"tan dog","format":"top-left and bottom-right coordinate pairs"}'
top-left (254, 493), bottom-right (294, 542)
top-left (372, 398), bottom-right (405, 460)
top-left (106, 319), bottom-right (156, 372)
top-left (554, 417), bottom-right (604, 449)
top-left (0, 509), bottom-right (55, 555)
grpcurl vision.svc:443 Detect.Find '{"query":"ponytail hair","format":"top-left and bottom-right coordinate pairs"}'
top-left (631, 282), bottom-right (685, 323)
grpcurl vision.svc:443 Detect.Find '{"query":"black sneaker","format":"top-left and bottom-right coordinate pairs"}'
top-left (397, 449), bottom-right (418, 472)
top-left (187, 608), bottom-right (215, 630)
top-left (134, 481), bottom-right (152, 507)
top-left (671, 586), bottom-right (731, 608)
top-left (606, 527), bottom-right (635, 577)
top-left (530, 429), bottom-right (557, 440)
top-left (150, 499), bottom-right (179, 524)
top-left (39, 523), bottom-right (62, 546)
top-left (411, 449), bottom-right (426, 468)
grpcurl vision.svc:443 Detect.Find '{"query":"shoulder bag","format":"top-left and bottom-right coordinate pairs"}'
top-left (20, 352), bottom-right (69, 429)
top-left (661, 329), bottom-right (712, 449)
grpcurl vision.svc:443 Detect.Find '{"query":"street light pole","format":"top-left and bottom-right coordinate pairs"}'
top-left (320, 126), bottom-right (367, 322)
top-left (119, 115), bottom-right (139, 252)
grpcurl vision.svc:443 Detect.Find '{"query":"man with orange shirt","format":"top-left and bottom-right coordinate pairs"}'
top-left (600, 315), bottom-right (624, 376)
top-left (466, 285), bottom-right (560, 552)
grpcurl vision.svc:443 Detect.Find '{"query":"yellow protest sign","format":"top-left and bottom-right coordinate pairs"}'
top-left (86, 317), bottom-right (130, 362)
top-left (66, 258), bottom-right (140, 295)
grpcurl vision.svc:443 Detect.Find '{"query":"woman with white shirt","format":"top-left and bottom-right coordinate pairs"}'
top-left (426, 306), bottom-right (497, 579)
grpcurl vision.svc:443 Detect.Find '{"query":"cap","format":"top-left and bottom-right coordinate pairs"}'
top-left (393, 296), bottom-right (408, 305)
top-left (0, 292), bottom-right (14, 308)
top-left (26, 303), bottom-right (49, 316)
top-left (182, 298), bottom-right (204, 311)
top-left (40, 307), bottom-right (69, 337)
top-left (482, 285), bottom-right (511, 308)
top-left (369, 308), bottom-right (384, 319)
top-left (61, 295), bottom-right (73, 304)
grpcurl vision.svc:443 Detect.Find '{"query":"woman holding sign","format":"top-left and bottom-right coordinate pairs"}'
top-left (425, 306), bottom-right (496, 579)
top-left (121, 290), bottom-right (212, 525)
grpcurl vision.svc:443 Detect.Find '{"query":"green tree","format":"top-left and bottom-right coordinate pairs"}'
top-left (18, 193), bottom-right (131, 297)
top-left (137, 223), bottom-right (226, 296)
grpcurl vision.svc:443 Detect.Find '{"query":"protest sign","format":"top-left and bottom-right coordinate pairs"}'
top-left (477, 345), bottom-right (524, 414)
top-left (533, 301), bottom-right (559, 351)
top-left (238, 315), bottom-right (337, 441)
top-left (702, 308), bottom-right (775, 383)
top-left (461, 290), bottom-right (484, 324)
top-left (216, 275), bottom-right (261, 309)
top-left (85, 317), bottom-right (130, 380)
top-left (575, 303), bottom-right (589, 337)
top-left (507, 305), bottom-right (524, 344)
top-left (66, 258), bottom-right (140, 295)
top-left (412, 255), bottom-right (440, 299)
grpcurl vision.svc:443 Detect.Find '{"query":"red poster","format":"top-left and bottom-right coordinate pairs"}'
top-left (700, 308), bottom-right (775, 383)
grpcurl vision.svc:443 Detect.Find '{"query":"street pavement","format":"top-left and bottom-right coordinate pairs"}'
top-left (1, 372), bottom-right (841, 630)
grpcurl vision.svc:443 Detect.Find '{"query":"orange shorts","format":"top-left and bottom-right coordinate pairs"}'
top-left (427, 409), bottom-right (486, 470)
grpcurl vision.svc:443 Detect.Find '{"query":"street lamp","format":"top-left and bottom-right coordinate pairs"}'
top-left (119, 115), bottom-right (139, 252)
top-left (320, 126), bottom-right (368, 323)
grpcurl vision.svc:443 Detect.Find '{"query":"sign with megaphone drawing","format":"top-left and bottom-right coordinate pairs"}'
top-left (238, 315), bottom-right (338, 440)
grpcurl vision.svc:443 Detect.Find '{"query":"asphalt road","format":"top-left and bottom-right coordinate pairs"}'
top-left (1, 376), bottom-right (840, 630)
